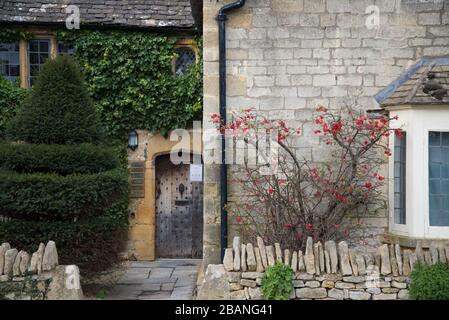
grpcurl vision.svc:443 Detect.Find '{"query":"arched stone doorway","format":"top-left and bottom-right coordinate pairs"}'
top-left (127, 130), bottom-right (203, 261)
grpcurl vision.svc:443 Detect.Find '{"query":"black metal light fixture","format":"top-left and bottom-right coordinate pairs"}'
top-left (128, 130), bottom-right (138, 151)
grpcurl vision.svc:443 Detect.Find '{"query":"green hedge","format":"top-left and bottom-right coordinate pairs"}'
top-left (0, 199), bottom-right (129, 272)
top-left (0, 168), bottom-right (128, 221)
top-left (0, 143), bottom-right (119, 175)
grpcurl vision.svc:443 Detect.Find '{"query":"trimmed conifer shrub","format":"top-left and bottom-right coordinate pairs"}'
top-left (6, 55), bottom-right (103, 144)
top-left (0, 143), bottom-right (119, 174)
top-left (0, 56), bottom-right (128, 273)
top-left (0, 76), bottom-right (28, 139)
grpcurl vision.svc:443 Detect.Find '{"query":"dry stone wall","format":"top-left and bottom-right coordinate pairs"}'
top-left (0, 241), bottom-right (82, 300)
top-left (199, 236), bottom-right (449, 300)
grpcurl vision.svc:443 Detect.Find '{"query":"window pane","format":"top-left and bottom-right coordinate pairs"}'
top-left (430, 131), bottom-right (440, 146)
top-left (394, 131), bottom-right (406, 224)
top-left (430, 163), bottom-right (441, 179)
top-left (175, 47), bottom-right (196, 77)
top-left (0, 42), bottom-right (20, 83)
top-left (39, 41), bottom-right (48, 52)
top-left (57, 41), bottom-right (76, 55)
top-left (430, 180), bottom-right (441, 194)
top-left (30, 53), bottom-right (39, 64)
top-left (429, 132), bottom-right (449, 226)
top-left (28, 39), bottom-right (50, 86)
top-left (443, 133), bottom-right (449, 146)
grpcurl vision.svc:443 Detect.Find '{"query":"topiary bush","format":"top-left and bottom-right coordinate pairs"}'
top-left (0, 76), bottom-right (28, 139)
top-left (409, 263), bottom-right (449, 300)
top-left (0, 143), bottom-right (119, 174)
top-left (0, 168), bottom-right (127, 220)
top-left (261, 262), bottom-right (294, 300)
top-left (0, 55), bottom-right (128, 273)
top-left (6, 55), bottom-right (104, 144)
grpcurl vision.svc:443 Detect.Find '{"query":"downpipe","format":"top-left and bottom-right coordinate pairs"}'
top-left (216, 0), bottom-right (246, 262)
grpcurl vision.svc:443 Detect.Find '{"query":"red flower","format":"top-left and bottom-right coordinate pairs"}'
top-left (364, 182), bottom-right (372, 190)
top-left (284, 223), bottom-right (293, 229)
top-left (268, 187), bottom-right (275, 194)
top-left (378, 175), bottom-right (385, 181)
top-left (211, 113), bottom-right (220, 119)
top-left (235, 216), bottom-right (242, 223)
top-left (306, 223), bottom-right (312, 231)
top-left (278, 134), bottom-right (286, 142)
top-left (314, 130), bottom-right (322, 134)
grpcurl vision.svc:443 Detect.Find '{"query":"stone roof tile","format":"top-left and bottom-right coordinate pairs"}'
top-left (0, 0), bottom-right (194, 29)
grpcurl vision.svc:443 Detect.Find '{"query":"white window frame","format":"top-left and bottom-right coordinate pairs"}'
top-left (423, 128), bottom-right (449, 237)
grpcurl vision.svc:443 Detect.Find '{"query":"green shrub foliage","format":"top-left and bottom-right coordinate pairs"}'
top-left (0, 168), bottom-right (127, 221)
top-left (0, 143), bottom-right (119, 174)
top-left (0, 77), bottom-right (28, 138)
top-left (58, 30), bottom-right (202, 138)
top-left (261, 262), bottom-right (294, 300)
top-left (7, 55), bottom-right (104, 144)
top-left (0, 198), bottom-right (128, 272)
top-left (409, 263), bottom-right (449, 300)
top-left (0, 56), bottom-right (128, 273)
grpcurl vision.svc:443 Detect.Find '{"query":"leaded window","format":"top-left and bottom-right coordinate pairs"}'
top-left (394, 130), bottom-right (406, 224)
top-left (57, 41), bottom-right (76, 55)
top-left (175, 47), bottom-right (196, 77)
top-left (429, 131), bottom-right (449, 226)
top-left (0, 42), bottom-right (20, 84)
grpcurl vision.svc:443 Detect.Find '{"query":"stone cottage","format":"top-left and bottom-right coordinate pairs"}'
top-left (0, 0), bottom-right (203, 261)
top-left (200, 0), bottom-right (449, 275)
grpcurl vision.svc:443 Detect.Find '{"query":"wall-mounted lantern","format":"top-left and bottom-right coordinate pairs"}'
top-left (128, 130), bottom-right (138, 151)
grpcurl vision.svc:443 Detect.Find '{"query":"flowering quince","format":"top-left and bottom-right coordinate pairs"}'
top-left (214, 108), bottom-right (397, 251)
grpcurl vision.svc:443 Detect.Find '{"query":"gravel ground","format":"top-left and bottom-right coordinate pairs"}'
top-left (81, 260), bottom-right (130, 299)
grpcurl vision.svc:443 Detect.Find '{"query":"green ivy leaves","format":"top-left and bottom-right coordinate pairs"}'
top-left (57, 30), bottom-right (203, 139)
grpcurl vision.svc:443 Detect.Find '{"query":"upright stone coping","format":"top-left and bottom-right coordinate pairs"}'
top-left (0, 241), bottom-right (83, 300)
top-left (0, 241), bottom-right (59, 278)
top-left (202, 236), bottom-right (449, 300)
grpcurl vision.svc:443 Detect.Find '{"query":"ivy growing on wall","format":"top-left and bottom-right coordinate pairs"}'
top-left (57, 30), bottom-right (202, 138)
top-left (0, 27), bottom-right (33, 42)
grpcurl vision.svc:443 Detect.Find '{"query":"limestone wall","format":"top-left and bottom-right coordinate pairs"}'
top-left (202, 0), bottom-right (449, 269)
top-left (0, 241), bottom-right (83, 300)
top-left (199, 236), bottom-right (449, 300)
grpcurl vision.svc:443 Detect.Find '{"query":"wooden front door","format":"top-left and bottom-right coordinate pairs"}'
top-left (155, 155), bottom-right (203, 258)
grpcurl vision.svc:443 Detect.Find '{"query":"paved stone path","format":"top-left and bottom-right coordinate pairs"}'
top-left (106, 259), bottom-right (201, 300)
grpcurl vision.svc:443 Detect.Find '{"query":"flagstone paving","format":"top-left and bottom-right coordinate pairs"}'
top-left (105, 259), bottom-right (201, 300)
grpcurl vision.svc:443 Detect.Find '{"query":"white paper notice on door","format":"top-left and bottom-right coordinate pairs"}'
top-left (190, 164), bottom-right (203, 182)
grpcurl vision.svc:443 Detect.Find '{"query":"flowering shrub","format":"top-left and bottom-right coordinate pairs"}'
top-left (213, 106), bottom-right (397, 250)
